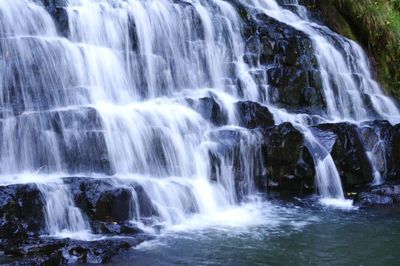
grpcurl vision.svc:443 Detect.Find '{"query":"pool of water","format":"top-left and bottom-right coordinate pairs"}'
top-left (110, 200), bottom-right (400, 266)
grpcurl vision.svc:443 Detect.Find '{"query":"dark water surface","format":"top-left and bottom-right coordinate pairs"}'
top-left (111, 202), bottom-right (400, 266)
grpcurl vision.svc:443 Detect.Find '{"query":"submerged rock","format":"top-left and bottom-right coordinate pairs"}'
top-left (91, 221), bottom-right (144, 236)
top-left (354, 184), bottom-right (400, 207)
top-left (4, 235), bottom-right (152, 264)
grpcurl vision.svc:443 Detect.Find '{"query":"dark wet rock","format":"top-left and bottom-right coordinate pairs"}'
top-left (359, 122), bottom-right (400, 182)
top-left (266, 67), bottom-right (326, 112)
top-left (60, 239), bottom-right (141, 264)
top-left (91, 221), bottom-right (144, 236)
top-left (235, 101), bottom-right (274, 129)
top-left (316, 123), bottom-right (374, 188)
top-left (389, 124), bottom-right (400, 180)
top-left (48, 7), bottom-right (69, 37)
top-left (38, 0), bottom-right (68, 7)
top-left (63, 177), bottom-right (113, 217)
top-left (95, 188), bottom-right (133, 222)
top-left (37, 0), bottom-right (69, 37)
top-left (0, 181), bottom-right (153, 264)
top-left (4, 236), bottom-right (151, 264)
top-left (185, 96), bottom-right (228, 126)
top-left (64, 178), bottom-right (132, 222)
top-left (360, 122), bottom-right (400, 181)
top-left (354, 184), bottom-right (400, 207)
top-left (358, 120), bottom-right (394, 181)
top-left (236, 6), bottom-right (326, 113)
top-left (63, 177), bottom-right (158, 224)
top-left (4, 238), bottom-right (68, 260)
top-left (355, 192), bottom-right (394, 207)
top-left (0, 184), bottom-right (46, 239)
top-left (261, 123), bottom-right (315, 196)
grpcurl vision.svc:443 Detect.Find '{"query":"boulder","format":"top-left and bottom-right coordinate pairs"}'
top-left (63, 177), bottom-right (158, 223)
top-left (0, 184), bottom-right (46, 239)
top-left (235, 101), bottom-right (274, 129)
top-left (261, 122), bottom-right (315, 196)
top-left (316, 123), bottom-right (374, 188)
top-left (95, 188), bottom-right (133, 222)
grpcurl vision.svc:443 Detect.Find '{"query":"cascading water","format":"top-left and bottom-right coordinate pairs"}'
top-left (247, 0), bottom-right (400, 123)
top-left (38, 182), bottom-right (91, 238)
top-left (242, 0), bottom-right (400, 200)
top-left (0, 0), bottom-right (399, 240)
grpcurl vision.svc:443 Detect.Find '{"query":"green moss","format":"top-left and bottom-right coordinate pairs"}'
top-left (322, 0), bottom-right (400, 98)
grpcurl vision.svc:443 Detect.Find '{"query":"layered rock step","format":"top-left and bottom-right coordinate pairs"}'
top-left (0, 178), bottom-right (154, 264)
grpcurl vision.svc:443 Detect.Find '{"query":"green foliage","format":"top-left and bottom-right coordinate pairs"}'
top-left (328, 0), bottom-right (400, 97)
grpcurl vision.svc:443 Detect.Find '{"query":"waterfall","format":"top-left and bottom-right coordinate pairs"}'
top-left (241, 0), bottom-right (400, 199)
top-left (38, 182), bottom-right (91, 238)
top-left (246, 0), bottom-right (400, 124)
top-left (0, 0), bottom-right (399, 237)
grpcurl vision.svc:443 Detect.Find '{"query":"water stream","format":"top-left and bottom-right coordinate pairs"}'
top-left (0, 0), bottom-right (398, 239)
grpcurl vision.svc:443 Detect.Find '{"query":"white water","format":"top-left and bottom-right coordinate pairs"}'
top-left (0, 0), bottom-right (398, 237)
top-left (243, 0), bottom-right (400, 202)
top-left (246, 0), bottom-right (400, 124)
top-left (38, 182), bottom-right (92, 237)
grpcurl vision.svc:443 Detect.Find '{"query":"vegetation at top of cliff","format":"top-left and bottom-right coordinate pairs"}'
top-left (322, 0), bottom-right (400, 98)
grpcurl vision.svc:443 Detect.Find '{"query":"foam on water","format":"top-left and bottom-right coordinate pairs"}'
top-left (319, 198), bottom-right (356, 210)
